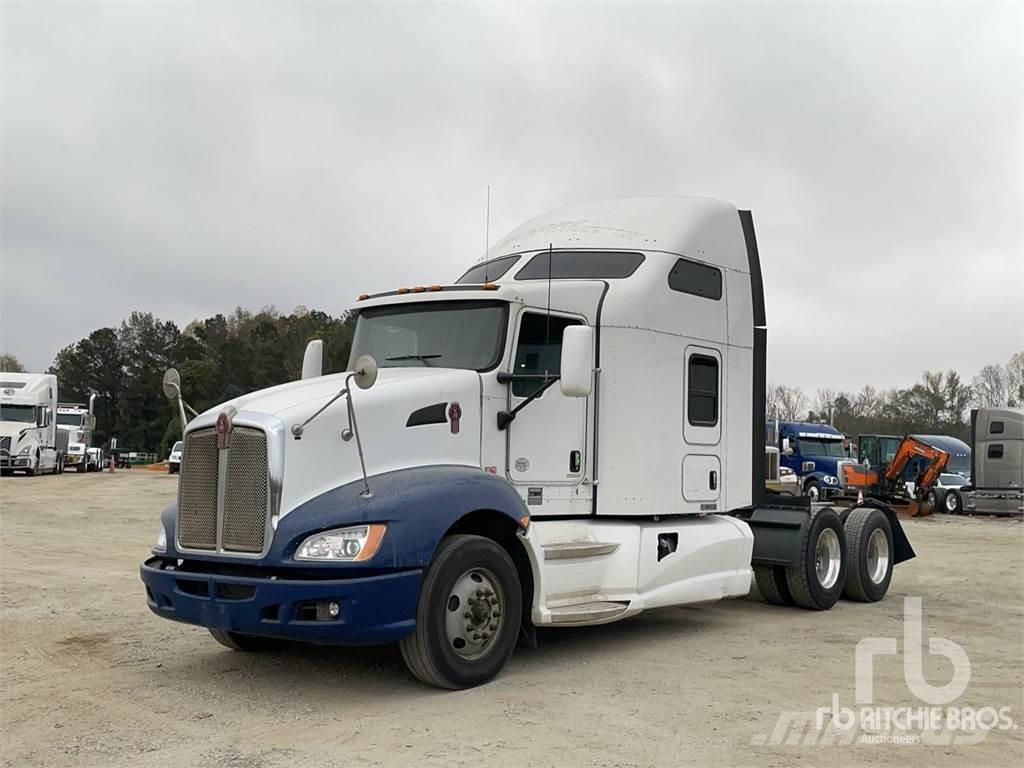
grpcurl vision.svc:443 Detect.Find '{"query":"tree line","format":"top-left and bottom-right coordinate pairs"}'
top-left (2, 314), bottom-right (1020, 457)
top-left (767, 351), bottom-right (1024, 443)
top-left (41, 307), bottom-right (355, 457)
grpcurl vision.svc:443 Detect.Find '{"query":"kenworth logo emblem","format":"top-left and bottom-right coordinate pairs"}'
top-left (215, 407), bottom-right (236, 449)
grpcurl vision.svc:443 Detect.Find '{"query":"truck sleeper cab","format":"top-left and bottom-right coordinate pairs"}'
top-left (141, 197), bottom-right (915, 689)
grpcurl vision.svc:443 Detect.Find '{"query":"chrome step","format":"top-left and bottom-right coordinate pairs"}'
top-left (548, 601), bottom-right (629, 624)
top-left (542, 541), bottom-right (619, 560)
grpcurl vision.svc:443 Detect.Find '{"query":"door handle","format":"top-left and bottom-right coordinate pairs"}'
top-left (569, 450), bottom-right (581, 474)
top-left (709, 470), bottom-right (717, 491)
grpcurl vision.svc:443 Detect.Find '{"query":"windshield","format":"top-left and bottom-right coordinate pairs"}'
top-left (172, 441), bottom-right (183, 452)
top-left (57, 413), bottom-right (83, 427)
top-left (0, 405), bottom-right (36, 423)
top-left (797, 438), bottom-right (846, 458)
top-left (946, 453), bottom-right (971, 476)
top-left (349, 301), bottom-right (508, 372)
top-left (939, 473), bottom-right (968, 486)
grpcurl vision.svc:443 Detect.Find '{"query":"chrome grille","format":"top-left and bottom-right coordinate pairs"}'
top-left (177, 429), bottom-right (219, 550)
top-left (221, 427), bottom-right (269, 553)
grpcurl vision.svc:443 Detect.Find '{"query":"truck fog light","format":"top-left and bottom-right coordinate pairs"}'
top-left (294, 524), bottom-right (387, 562)
top-left (328, 601), bottom-right (340, 617)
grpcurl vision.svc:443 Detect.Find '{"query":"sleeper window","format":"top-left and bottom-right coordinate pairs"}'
top-left (688, 355), bottom-right (719, 426)
top-left (988, 444), bottom-right (1004, 459)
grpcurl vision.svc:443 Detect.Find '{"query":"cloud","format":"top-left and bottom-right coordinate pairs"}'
top-left (1, 1), bottom-right (1021, 393)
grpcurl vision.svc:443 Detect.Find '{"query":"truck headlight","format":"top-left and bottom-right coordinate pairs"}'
top-left (154, 527), bottom-right (167, 553)
top-left (18, 446), bottom-right (30, 456)
top-left (295, 524), bottom-right (386, 562)
top-left (824, 475), bottom-right (838, 485)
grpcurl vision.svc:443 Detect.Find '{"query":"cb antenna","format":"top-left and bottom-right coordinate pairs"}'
top-left (484, 185), bottom-right (491, 283)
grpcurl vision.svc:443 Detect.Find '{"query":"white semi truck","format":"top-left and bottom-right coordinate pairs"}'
top-left (0, 372), bottom-right (67, 476)
top-left (57, 396), bottom-right (98, 472)
top-left (141, 198), bottom-right (915, 688)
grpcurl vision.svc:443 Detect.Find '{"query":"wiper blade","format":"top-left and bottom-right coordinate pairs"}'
top-left (384, 354), bottom-right (442, 367)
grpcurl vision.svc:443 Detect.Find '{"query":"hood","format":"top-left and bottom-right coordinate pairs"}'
top-left (190, 367), bottom-right (484, 516)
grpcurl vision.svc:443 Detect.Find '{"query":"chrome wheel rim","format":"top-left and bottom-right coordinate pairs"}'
top-left (807, 484), bottom-right (820, 502)
top-left (866, 528), bottom-right (890, 584)
top-left (945, 493), bottom-right (958, 513)
top-left (815, 527), bottom-right (841, 589)
top-left (444, 568), bottom-right (504, 660)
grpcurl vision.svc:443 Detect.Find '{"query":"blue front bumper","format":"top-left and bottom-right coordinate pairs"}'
top-left (140, 558), bottom-right (422, 646)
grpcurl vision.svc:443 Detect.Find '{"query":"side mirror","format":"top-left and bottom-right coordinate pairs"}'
top-left (559, 326), bottom-right (594, 398)
top-left (352, 354), bottom-right (378, 390)
top-left (782, 437), bottom-right (793, 456)
top-left (301, 339), bottom-right (324, 380)
top-left (162, 368), bottom-right (182, 400)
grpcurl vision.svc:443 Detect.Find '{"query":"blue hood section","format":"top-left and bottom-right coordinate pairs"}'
top-left (159, 465), bottom-right (528, 571)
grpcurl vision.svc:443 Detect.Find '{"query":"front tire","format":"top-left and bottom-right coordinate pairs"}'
top-left (804, 479), bottom-right (821, 503)
top-left (208, 629), bottom-right (284, 652)
top-left (400, 534), bottom-right (522, 689)
top-left (842, 507), bottom-right (894, 602)
top-left (785, 508), bottom-right (846, 610)
top-left (944, 490), bottom-right (962, 515)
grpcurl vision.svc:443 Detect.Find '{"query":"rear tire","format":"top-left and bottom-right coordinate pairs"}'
top-left (754, 565), bottom-right (794, 606)
top-left (842, 507), bottom-right (893, 602)
top-left (785, 508), bottom-right (846, 610)
top-left (400, 534), bottom-right (522, 689)
top-left (208, 629), bottom-right (285, 652)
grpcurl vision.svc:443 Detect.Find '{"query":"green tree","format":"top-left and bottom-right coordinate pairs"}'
top-left (0, 353), bottom-right (26, 372)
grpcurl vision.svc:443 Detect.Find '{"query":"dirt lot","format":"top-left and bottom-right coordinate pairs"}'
top-left (1, 471), bottom-right (1021, 768)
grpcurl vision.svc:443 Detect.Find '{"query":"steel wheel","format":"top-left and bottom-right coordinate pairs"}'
top-left (926, 490), bottom-right (937, 509)
top-left (945, 491), bottom-right (960, 514)
top-left (444, 568), bottom-right (505, 661)
top-left (815, 527), bottom-right (842, 589)
top-left (865, 528), bottom-right (890, 585)
top-left (805, 481), bottom-right (821, 502)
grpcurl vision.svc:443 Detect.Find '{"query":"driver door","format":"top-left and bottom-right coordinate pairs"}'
top-left (506, 310), bottom-right (590, 516)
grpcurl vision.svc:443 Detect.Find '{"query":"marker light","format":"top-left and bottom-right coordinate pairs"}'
top-left (294, 524), bottom-right (386, 562)
top-left (154, 527), bottom-right (167, 553)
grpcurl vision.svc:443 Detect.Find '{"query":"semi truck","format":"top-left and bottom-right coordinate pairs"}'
top-left (965, 407), bottom-right (1024, 516)
top-left (140, 197), bottom-right (915, 689)
top-left (57, 396), bottom-right (98, 472)
top-left (767, 420), bottom-right (858, 501)
top-left (0, 372), bottom-right (67, 475)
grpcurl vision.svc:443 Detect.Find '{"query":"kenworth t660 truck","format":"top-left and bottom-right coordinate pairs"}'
top-left (141, 198), bottom-right (914, 689)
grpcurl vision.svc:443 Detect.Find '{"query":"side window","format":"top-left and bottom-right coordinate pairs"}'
top-left (512, 313), bottom-right (580, 397)
top-left (988, 444), bottom-right (1004, 459)
top-left (687, 355), bottom-right (719, 426)
top-left (668, 258), bottom-right (722, 300)
top-left (990, 421), bottom-right (1004, 434)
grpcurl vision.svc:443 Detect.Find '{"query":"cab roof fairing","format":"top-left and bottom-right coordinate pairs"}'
top-left (478, 196), bottom-right (752, 274)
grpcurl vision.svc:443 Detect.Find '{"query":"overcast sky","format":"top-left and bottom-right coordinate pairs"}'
top-left (2, 1), bottom-right (1021, 393)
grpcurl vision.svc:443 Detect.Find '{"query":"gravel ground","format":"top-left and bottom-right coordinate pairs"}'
top-left (1, 471), bottom-right (1022, 768)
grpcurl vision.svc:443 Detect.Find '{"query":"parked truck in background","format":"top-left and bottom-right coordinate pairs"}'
top-left (141, 197), bottom-right (915, 689)
top-left (0, 373), bottom-right (67, 475)
top-left (767, 420), bottom-right (860, 501)
top-left (966, 407), bottom-right (1024, 516)
top-left (57, 396), bottom-right (98, 472)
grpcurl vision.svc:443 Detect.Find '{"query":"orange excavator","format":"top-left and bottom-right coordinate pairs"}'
top-left (875, 436), bottom-right (950, 516)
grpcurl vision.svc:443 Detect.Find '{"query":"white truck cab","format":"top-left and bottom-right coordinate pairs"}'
top-left (1, 373), bottom-right (67, 476)
top-left (57, 397), bottom-right (97, 472)
top-left (141, 197), bottom-right (915, 688)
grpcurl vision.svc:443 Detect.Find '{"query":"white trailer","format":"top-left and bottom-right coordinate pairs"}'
top-left (141, 197), bottom-right (915, 688)
top-left (0, 373), bottom-right (67, 475)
